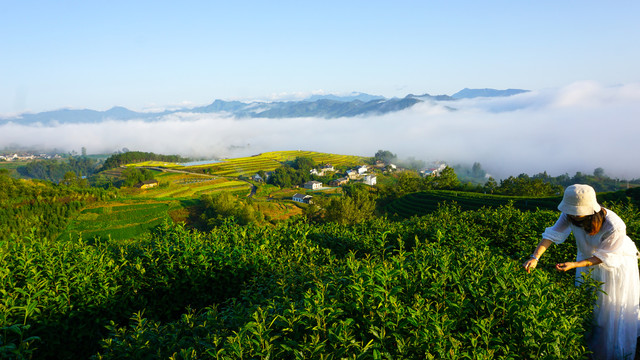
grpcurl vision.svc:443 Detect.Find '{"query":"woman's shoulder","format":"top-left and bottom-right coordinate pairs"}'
top-left (603, 208), bottom-right (626, 230)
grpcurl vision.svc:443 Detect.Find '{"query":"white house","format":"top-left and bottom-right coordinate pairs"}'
top-left (292, 193), bottom-right (313, 204)
top-left (303, 180), bottom-right (322, 190)
top-left (321, 164), bottom-right (335, 172)
top-left (346, 169), bottom-right (358, 179)
top-left (421, 163), bottom-right (447, 177)
top-left (363, 175), bottom-right (377, 186)
top-left (357, 165), bottom-right (368, 175)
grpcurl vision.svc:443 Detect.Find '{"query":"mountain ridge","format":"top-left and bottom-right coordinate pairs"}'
top-left (1, 88), bottom-right (529, 125)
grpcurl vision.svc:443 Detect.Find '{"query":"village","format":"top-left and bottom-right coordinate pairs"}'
top-left (0, 152), bottom-right (63, 162)
top-left (274, 161), bottom-right (448, 205)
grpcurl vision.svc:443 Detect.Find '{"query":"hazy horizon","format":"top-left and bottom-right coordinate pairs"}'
top-left (2, 81), bottom-right (639, 180)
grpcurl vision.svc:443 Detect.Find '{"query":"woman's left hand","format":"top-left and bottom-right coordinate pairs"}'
top-left (555, 262), bottom-right (577, 272)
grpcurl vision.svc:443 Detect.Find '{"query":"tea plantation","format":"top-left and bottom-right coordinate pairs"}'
top-left (5, 200), bottom-right (639, 359)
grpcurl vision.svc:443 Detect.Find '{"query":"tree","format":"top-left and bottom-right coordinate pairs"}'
top-left (394, 171), bottom-right (424, 197)
top-left (121, 168), bottom-right (155, 187)
top-left (374, 150), bottom-right (397, 164)
top-left (484, 177), bottom-right (498, 194)
top-left (292, 157), bottom-right (316, 171)
top-left (593, 167), bottom-right (606, 178)
top-left (324, 189), bottom-right (376, 225)
top-left (427, 166), bottom-right (460, 190)
top-left (497, 174), bottom-right (561, 196)
top-left (60, 171), bottom-right (88, 187)
top-left (200, 192), bottom-right (262, 227)
top-left (61, 171), bottom-right (78, 186)
top-left (472, 162), bottom-right (486, 178)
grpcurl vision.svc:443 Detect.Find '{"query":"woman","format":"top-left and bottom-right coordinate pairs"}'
top-left (523, 184), bottom-right (640, 359)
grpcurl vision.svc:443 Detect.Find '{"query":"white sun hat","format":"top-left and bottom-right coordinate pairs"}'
top-left (558, 184), bottom-right (601, 216)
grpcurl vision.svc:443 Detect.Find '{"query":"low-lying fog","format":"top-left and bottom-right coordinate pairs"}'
top-left (2, 81), bottom-right (639, 180)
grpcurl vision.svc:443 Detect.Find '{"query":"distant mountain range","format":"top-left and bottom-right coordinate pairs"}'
top-left (1, 88), bottom-right (529, 125)
top-left (450, 88), bottom-right (529, 99)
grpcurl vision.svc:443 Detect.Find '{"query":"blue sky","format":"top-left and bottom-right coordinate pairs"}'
top-left (2, 1), bottom-right (639, 114)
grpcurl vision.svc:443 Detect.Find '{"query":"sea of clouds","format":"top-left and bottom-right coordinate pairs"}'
top-left (2, 81), bottom-right (639, 180)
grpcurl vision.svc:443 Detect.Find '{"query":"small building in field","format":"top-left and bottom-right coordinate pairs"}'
top-left (346, 169), bottom-right (358, 179)
top-left (321, 164), bottom-right (334, 172)
top-left (292, 193), bottom-right (313, 204)
top-left (329, 177), bottom-right (349, 187)
top-left (135, 179), bottom-right (159, 189)
top-left (303, 180), bottom-right (323, 190)
top-left (252, 172), bottom-right (272, 182)
top-left (357, 165), bottom-right (368, 174)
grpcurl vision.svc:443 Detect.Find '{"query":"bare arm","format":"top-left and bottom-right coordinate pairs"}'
top-left (555, 256), bottom-right (602, 272)
top-left (523, 239), bottom-right (553, 273)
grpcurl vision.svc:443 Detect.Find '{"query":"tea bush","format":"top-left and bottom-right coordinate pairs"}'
top-left (1, 203), bottom-right (611, 359)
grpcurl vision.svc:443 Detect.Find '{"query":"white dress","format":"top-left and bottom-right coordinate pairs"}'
top-left (542, 209), bottom-right (640, 360)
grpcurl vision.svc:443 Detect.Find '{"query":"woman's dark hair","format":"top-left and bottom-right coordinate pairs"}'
top-left (569, 208), bottom-right (606, 235)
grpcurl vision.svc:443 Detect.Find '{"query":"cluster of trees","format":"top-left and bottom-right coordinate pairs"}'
top-left (481, 168), bottom-right (634, 196)
top-left (373, 149), bottom-right (397, 164)
top-left (267, 164), bottom-right (314, 188)
top-left (484, 174), bottom-right (563, 196)
top-left (199, 192), bottom-right (264, 228)
top-left (119, 167), bottom-right (156, 187)
top-left (531, 168), bottom-right (637, 192)
top-left (0, 170), bottom-right (111, 241)
top-left (321, 183), bottom-right (377, 225)
top-left (102, 151), bottom-right (188, 170)
top-left (378, 166), bottom-right (461, 202)
top-left (17, 157), bottom-right (100, 183)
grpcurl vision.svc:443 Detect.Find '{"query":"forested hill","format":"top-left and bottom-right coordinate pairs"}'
top-left (102, 151), bottom-right (189, 170)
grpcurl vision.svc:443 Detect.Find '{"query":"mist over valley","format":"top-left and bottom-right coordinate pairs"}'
top-left (2, 82), bottom-right (639, 180)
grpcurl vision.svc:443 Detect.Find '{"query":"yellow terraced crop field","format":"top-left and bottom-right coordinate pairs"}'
top-left (192, 150), bottom-right (365, 177)
top-left (122, 150), bottom-right (366, 178)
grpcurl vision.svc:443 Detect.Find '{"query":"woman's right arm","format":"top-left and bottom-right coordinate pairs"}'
top-left (523, 238), bottom-right (553, 273)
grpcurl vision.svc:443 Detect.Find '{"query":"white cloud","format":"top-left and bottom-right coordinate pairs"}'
top-left (2, 81), bottom-right (639, 180)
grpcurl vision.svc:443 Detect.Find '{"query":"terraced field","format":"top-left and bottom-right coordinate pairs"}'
top-left (124, 150), bottom-right (365, 177)
top-left (58, 201), bottom-right (175, 242)
top-left (149, 175), bottom-right (251, 199)
top-left (193, 151), bottom-right (364, 177)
